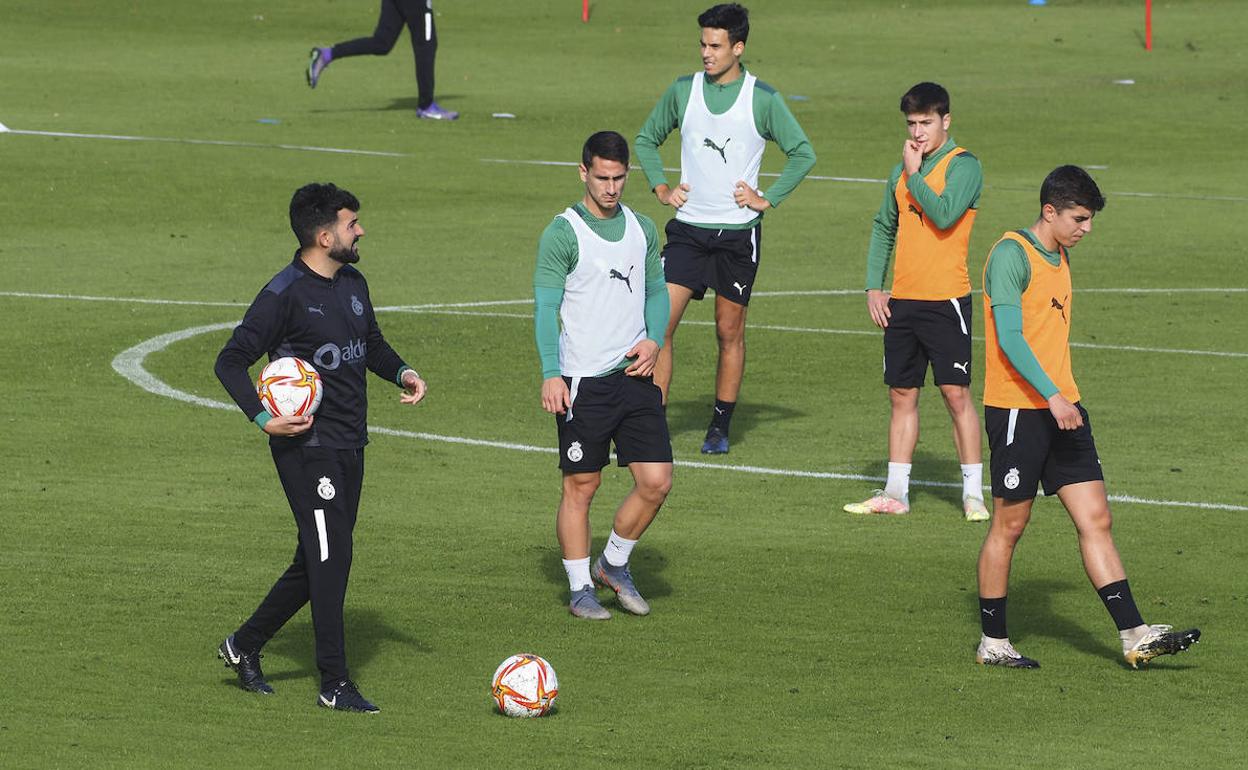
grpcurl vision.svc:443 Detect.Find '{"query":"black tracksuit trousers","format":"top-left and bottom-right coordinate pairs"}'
top-left (234, 445), bottom-right (365, 690)
top-left (332, 0), bottom-right (439, 109)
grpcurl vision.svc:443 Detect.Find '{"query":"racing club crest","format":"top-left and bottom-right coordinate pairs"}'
top-left (1003, 467), bottom-right (1020, 490)
top-left (317, 476), bottom-right (337, 500)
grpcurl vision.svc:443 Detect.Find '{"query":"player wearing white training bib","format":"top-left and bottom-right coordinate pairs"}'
top-left (676, 70), bottom-right (766, 226)
top-left (534, 131), bottom-right (673, 621)
top-left (636, 3), bottom-right (815, 455)
top-left (556, 204), bottom-right (648, 376)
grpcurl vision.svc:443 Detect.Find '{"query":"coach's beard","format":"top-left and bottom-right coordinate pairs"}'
top-left (329, 243), bottom-right (360, 264)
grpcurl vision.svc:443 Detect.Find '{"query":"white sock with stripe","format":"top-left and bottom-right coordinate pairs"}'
top-left (562, 557), bottom-right (591, 591)
top-left (603, 530), bottom-right (638, 567)
top-left (962, 463), bottom-right (984, 500)
top-left (885, 462), bottom-right (911, 504)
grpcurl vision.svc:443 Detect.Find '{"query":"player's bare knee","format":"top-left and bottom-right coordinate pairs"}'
top-left (715, 321), bottom-right (745, 347)
top-left (1075, 505), bottom-right (1114, 536)
top-left (633, 468), bottom-right (672, 503)
top-left (563, 473), bottom-right (601, 502)
top-left (643, 477), bottom-right (673, 503)
top-left (889, 387), bottom-right (919, 410)
top-left (939, 384), bottom-right (972, 411)
top-left (991, 513), bottom-right (1030, 544)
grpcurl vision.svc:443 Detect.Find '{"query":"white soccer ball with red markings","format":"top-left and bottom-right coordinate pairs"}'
top-left (491, 654), bottom-right (559, 718)
top-left (256, 356), bottom-right (323, 417)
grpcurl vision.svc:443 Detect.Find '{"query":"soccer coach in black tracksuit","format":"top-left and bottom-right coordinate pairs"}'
top-left (214, 182), bottom-right (426, 714)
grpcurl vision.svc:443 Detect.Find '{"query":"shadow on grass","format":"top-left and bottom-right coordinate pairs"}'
top-left (308, 95), bottom-right (467, 115)
top-left (222, 607), bottom-right (432, 687)
top-left (848, 449), bottom-right (968, 510)
top-left (539, 536), bottom-right (673, 610)
top-left (966, 578), bottom-right (1206, 669)
top-left (664, 397), bottom-right (805, 452)
top-left (962, 577), bottom-right (1110, 659)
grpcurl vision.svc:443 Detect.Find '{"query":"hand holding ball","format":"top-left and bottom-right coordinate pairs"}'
top-left (256, 357), bottom-right (323, 417)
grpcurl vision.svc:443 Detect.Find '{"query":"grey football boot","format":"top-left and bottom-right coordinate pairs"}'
top-left (592, 556), bottom-right (651, 616)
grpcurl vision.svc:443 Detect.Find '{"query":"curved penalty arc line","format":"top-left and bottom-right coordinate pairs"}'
top-left (110, 323), bottom-right (1248, 512)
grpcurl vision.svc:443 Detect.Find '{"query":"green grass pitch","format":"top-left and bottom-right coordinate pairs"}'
top-left (2, 0), bottom-right (1245, 766)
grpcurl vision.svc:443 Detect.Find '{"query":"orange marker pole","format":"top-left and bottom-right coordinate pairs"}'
top-left (1145, 0), bottom-right (1153, 50)
top-left (582, 0), bottom-right (590, 23)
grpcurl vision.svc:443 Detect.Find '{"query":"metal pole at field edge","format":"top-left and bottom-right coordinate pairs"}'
top-left (1145, 0), bottom-right (1153, 50)
top-left (582, 0), bottom-right (590, 23)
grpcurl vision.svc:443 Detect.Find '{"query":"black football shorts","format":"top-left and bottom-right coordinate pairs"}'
top-left (660, 218), bottom-right (762, 306)
top-left (555, 370), bottom-right (673, 472)
top-left (984, 402), bottom-right (1104, 500)
top-left (883, 294), bottom-right (974, 388)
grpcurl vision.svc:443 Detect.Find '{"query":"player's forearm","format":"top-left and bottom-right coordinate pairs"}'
top-left (635, 133), bottom-right (669, 192)
top-left (905, 159), bottom-right (981, 230)
top-left (215, 303), bottom-right (278, 421)
top-left (865, 234), bottom-right (894, 291)
top-left (636, 95), bottom-right (679, 190)
top-left (644, 280), bottom-right (670, 346)
top-left (762, 140), bottom-right (815, 208)
top-left (995, 304), bottom-right (1059, 399)
top-left (533, 286), bottom-right (564, 379)
top-left (364, 315), bottom-right (408, 384)
top-left (864, 186), bottom-right (899, 290)
top-left (759, 94), bottom-right (815, 207)
top-left (215, 345), bottom-right (268, 422)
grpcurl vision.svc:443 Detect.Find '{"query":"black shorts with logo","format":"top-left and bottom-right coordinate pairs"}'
top-left (984, 403), bottom-right (1104, 500)
top-left (661, 218), bottom-right (762, 306)
top-left (555, 370), bottom-right (673, 472)
top-left (883, 295), bottom-right (974, 388)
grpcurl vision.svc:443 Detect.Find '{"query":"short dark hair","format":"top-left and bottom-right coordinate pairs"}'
top-left (582, 131), bottom-right (630, 168)
top-left (289, 183), bottom-right (360, 248)
top-left (698, 3), bottom-right (749, 45)
top-left (900, 82), bottom-right (950, 116)
top-left (1040, 165), bottom-right (1106, 213)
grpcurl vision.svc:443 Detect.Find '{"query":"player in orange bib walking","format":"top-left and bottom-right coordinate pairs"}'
top-left (973, 165), bottom-right (1200, 669)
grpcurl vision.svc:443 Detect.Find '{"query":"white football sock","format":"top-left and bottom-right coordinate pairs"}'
top-left (603, 530), bottom-right (638, 567)
top-left (1119, 624), bottom-right (1150, 653)
top-left (562, 557), bottom-right (591, 591)
top-left (961, 463), bottom-right (984, 500)
top-left (884, 462), bottom-right (911, 503)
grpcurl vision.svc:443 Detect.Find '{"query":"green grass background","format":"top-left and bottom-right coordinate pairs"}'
top-left (2, 0), bottom-right (1245, 766)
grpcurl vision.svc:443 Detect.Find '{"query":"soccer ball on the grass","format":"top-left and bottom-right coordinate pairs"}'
top-left (256, 357), bottom-right (323, 417)
top-left (491, 654), bottom-right (558, 717)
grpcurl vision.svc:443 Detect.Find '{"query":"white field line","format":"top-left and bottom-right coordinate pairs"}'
top-left (478, 157), bottom-right (888, 185)
top-left (3, 127), bottom-right (408, 158)
top-left (1, 290), bottom-right (249, 308)
top-left (751, 288), bottom-right (1248, 296)
top-left (7, 290), bottom-right (1245, 358)
top-left (478, 158), bottom-right (1248, 203)
top-left (4, 123), bottom-right (1243, 201)
top-left (404, 307), bottom-right (1248, 359)
top-left (0, 290), bottom-right (526, 311)
top-left (110, 323), bottom-right (1248, 513)
top-left (5, 288), bottom-right (1242, 307)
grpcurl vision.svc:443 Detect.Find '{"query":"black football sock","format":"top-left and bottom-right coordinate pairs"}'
top-left (1097, 579), bottom-right (1145, 630)
top-left (979, 596), bottom-right (1008, 639)
top-left (711, 399), bottom-right (735, 433)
